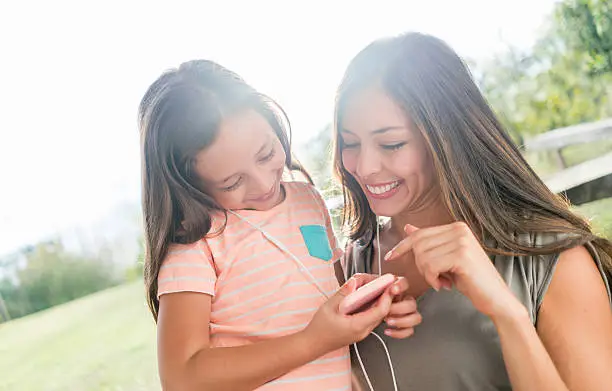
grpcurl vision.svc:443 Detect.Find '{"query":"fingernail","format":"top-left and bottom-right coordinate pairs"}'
top-left (392, 286), bottom-right (400, 294)
top-left (384, 251), bottom-right (393, 261)
top-left (386, 319), bottom-right (395, 326)
top-left (384, 329), bottom-right (392, 336)
top-left (347, 278), bottom-right (356, 291)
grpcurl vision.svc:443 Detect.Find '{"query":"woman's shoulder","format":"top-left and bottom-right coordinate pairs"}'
top-left (491, 230), bottom-right (611, 322)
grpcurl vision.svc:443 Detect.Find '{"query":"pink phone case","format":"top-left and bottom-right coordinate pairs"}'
top-left (339, 273), bottom-right (396, 315)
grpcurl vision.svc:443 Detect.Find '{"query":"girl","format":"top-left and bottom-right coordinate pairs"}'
top-left (138, 60), bottom-right (419, 391)
top-left (333, 32), bottom-right (612, 390)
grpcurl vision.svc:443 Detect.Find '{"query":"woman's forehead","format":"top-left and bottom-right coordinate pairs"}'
top-left (341, 88), bottom-right (409, 135)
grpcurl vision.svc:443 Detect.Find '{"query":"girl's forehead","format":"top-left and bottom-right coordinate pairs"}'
top-left (194, 110), bottom-right (275, 182)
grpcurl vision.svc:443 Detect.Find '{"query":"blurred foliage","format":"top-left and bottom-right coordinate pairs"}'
top-left (0, 241), bottom-right (121, 321)
top-left (558, 0), bottom-right (612, 75)
top-left (125, 236), bottom-right (145, 282)
top-left (476, 4), bottom-right (612, 147)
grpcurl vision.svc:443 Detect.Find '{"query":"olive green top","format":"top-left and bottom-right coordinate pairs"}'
top-left (344, 231), bottom-right (611, 391)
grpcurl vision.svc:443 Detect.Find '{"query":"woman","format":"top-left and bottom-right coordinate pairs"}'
top-left (333, 32), bottom-right (612, 391)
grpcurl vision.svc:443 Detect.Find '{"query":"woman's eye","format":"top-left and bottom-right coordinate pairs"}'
top-left (381, 142), bottom-right (406, 151)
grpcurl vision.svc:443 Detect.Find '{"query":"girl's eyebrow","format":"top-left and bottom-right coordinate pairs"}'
top-left (218, 173), bottom-right (239, 185)
top-left (218, 138), bottom-right (271, 184)
top-left (254, 140), bottom-right (269, 156)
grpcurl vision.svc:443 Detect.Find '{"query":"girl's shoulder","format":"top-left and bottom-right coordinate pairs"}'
top-left (283, 179), bottom-right (316, 194)
top-left (283, 180), bottom-right (324, 206)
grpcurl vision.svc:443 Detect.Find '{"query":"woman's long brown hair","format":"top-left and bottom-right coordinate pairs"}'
top-left (138, 60), bottom-right (311, 321)
top-left (332, 32), bottom-right (612, 280)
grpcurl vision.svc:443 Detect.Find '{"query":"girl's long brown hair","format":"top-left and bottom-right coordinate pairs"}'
top-left (332, 32), bottom-right (612, 279)
top-left (138, 60), bottom-right (311, 321)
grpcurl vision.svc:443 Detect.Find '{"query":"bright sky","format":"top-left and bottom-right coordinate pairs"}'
top-left (0, 0), bottom-right (556, 254)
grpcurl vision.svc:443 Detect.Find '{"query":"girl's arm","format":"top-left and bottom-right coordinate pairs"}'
top-left (157, 278), bottom-right (394, 391)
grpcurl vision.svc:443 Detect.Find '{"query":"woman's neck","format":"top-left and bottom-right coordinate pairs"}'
top-left (388, 195), bottom-right (454, 238)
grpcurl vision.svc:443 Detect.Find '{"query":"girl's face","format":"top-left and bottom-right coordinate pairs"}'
top-left (194, 109), bottom-right (287, 211)
top-left (340, 87), bottom-right (437, 218)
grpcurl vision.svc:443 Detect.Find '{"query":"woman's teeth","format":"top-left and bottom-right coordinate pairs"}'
top-left (366, 181), bottom-right (400, 195)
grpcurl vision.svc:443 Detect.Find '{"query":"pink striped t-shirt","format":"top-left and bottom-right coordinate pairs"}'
top-left (157, 181), bottom-right (350, 390)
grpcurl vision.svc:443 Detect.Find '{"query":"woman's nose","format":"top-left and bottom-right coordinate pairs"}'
top-left (356, 146), bottom-right (382, 180)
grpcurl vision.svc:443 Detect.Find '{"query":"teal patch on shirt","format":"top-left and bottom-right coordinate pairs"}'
top-left (299, 225), bottom-right (333, 261)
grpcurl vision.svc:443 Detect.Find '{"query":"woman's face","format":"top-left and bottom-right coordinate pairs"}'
top-left (339, 87), bottom-right (437, 218)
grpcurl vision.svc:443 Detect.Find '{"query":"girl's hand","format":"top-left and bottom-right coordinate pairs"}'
top-left (385, 222), bottom-right (523, 319)
top-left (303, 274), bottom-right (394, 352)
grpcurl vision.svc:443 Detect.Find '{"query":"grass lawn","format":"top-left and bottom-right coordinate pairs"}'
top-left (0, 281), bottom-right (160, 391)
top-left (526, 139), bottom-right (612, 238)
top-left (575, 197), bottom-right (612, 239)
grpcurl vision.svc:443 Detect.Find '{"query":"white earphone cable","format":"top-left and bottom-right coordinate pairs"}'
top-left (230, 210), bottom-right (397, 391)
top-left (352, 217), bottom-right (398, 391)
top-left (228, 210), bottom-right (329, 298)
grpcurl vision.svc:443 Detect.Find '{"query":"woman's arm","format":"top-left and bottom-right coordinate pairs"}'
top-left (157, 280), bottom-right (395, 391)
top-left (387, 222), bottom-right (612, 391)
top-left (535, 246), bottom-right (612, 389)
top-left (493, 246), bottom-right (612, 391)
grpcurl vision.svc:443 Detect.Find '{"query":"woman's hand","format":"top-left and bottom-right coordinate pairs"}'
top-left (385, 222), bottom-right (524, 319)
top-left (384, 291), bottom-right (421, 339)
top-left (358, 273), bottom-right (422, 339)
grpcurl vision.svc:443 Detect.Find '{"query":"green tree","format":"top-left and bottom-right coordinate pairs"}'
top-left (477, 13), bottom-right (612, 156)
top-left (0, 241), bottom-right (120, 320)
top-left (558, 0), bottom-right (612, 75)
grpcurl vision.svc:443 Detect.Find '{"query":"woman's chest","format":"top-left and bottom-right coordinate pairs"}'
top-left (371, 241), bottom-right (431, 299)
top-left (352, 289), bottom-right (511, 391)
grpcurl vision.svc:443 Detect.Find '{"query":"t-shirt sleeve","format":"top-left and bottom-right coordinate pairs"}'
top-left (306, 184), bottom-right (344, 263)
top-left (532, 238), bottom-right (611, 312)
top-left (157, 240), bottom-right (217, 298)
top-left (514, 232), bottom-right (610, 323)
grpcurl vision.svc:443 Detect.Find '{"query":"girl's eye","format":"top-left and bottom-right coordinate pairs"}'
top-left (381, 142), bottom-right (406, 151)
top-left (342, 141), bottom-right (360, 149)
top-left (259, 148), bottom-right (275, 163)
top-left (221, 177), bottom-right (242, 192)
